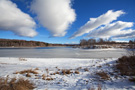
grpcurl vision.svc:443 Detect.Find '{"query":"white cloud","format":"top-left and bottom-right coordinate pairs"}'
top-left (112, 29), bottom-right (135, 39)
top-left (0, 0), bottom-right (37, 37)
top-left (87, 21), bottom-right (134, 39)
top-left (70, 10), bottom-right (125, 39)
top-left (31, 0), bottom-right (76, 37)
top-left (114, 40), bottom-right (129, 42)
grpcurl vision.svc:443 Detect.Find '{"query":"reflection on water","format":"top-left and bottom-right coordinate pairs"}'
top-left (0, 47), bottom-right (127, 58)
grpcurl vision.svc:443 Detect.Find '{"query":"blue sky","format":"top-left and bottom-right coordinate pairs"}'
top-left (0, 0), bottom-right (135, 44)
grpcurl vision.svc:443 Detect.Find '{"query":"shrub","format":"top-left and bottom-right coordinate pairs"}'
top-left (116, 56), bottom-right (135, 76)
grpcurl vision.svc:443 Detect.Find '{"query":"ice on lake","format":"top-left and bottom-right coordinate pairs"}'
top-left (0, 47), bottom-right (127, 58)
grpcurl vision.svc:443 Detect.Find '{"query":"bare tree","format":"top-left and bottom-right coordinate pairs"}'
top-left (80, 39), bottom-right (88, 46)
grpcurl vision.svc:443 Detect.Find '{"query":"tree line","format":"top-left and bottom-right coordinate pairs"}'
top-left (0, 39), bottom-right (49, 47)
top-left (0, 39), bottom-right (75, 47)
top-left (80, 38), bottom-right (135, 46)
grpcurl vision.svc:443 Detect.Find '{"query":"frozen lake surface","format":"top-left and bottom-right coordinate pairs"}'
top-left (0, 47), bottom-right (127, 58)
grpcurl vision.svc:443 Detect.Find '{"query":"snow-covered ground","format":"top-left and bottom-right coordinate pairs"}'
top-left (0, 57), bottom-right (134, 90)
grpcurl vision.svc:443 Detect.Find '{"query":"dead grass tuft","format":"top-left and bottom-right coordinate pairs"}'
top-left (15, 69), bottom-right (38, 75)
top-left (62, 69), bottom-right (73, 75)
top-left (34, 67), bottom-right (39, 70)
top-left (46, 77), bottom-right (53, 81)
top-left (88, 84), bottom-right (102, 90)
top-left (84, 68), bottom-right (89, 71)
top-left (0, 77), bottom-right (35, 90)
top-left (76, 67), bottom-right (82, 70)
top-left (42, 74), bottom-right (46, 80)
top-left (97, 65), bottom-right (102, 68)
top-left (116, 56), bottom-right (135, 76)
top-left (26, 73), bottom-right (31, 77)
top-left (56, 71), bottom-right (60, 74)
top-left (96, 71), bottom-right (110, 80)
top-left (50, 73), bottom-right (56, 75)
top-left (75, 70), bottom-right (80, 74)
top-left (19, 58), bottom-right (27, 61)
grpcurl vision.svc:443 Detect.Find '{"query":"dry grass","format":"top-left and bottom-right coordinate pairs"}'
top-left (19, 58), bottom-right (27, 61)
top-left (14, 69), bottom-right (38, 75)
top-left (46, 77), bottom-right (53, 81)
top-left (0, 63), bottom-right (9, 65)
top-left (26, 73), bottom-right (31, 77)
top-left (46, 68), bottom-right (49, 73)
top-left (62, 69), bottom-right (73, 75)
top-left (75, 70), bottom-right (80, 74)
top-left (96, 71), bottom-right (110, 80)
top-left (97, 65), bottom-right (102, 68)
top-left (116, 56), bottom-right (135, 76)
top-left (0, 77), bottom-right (35, 90)
top-left (56, 71), bottom-right (60, 74)
top-left (34, 67), bottom-right (39, 70)
top-left (84, 68), bottom-right (89, 71)
top-left (42, 74), bottom-right (46, 80)
top-left (76, 67), bottom-right (82, 70)
top-left (88, 84), bottom-right (102, 90)
top-left (50, 73), bottom-right (56, 75)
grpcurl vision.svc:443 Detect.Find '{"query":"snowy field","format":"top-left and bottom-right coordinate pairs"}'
top-left (0, 57), bottom-right (135, 90)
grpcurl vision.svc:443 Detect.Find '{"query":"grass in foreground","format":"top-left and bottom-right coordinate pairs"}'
top-left (14, 69), bottom-right (38, 75)
top-left (0, 76), bottom-right (35, 90)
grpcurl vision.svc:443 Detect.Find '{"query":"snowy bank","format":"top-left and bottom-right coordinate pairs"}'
top-left (0, 57), bottom-right (134, 90)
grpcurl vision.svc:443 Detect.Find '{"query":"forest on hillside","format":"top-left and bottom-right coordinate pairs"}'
top-left (0, 39), bottom-right (49, 47)
top-left (0, 39), bottom-right (75, 47)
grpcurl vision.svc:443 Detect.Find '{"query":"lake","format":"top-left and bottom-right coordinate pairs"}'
top-left (0, 47), bottom-right (127, 58)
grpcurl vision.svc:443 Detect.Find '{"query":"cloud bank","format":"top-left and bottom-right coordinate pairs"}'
top-left (31, 0), bottom-right (76, 37)
top-left (0, 0), bottom-right (37, 37)
top-left (113, 29), bottom-right (135, 39)
top-left (70, 10), bottom-right (125, 39)
top-left (87, 21), bottom-right (134, 39)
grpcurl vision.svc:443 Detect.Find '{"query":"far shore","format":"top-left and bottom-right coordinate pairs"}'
top-left (0, 46), bottom-right (68, 48)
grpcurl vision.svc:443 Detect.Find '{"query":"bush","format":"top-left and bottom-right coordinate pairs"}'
top-left (116, 56), bottom-right (135, 76)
